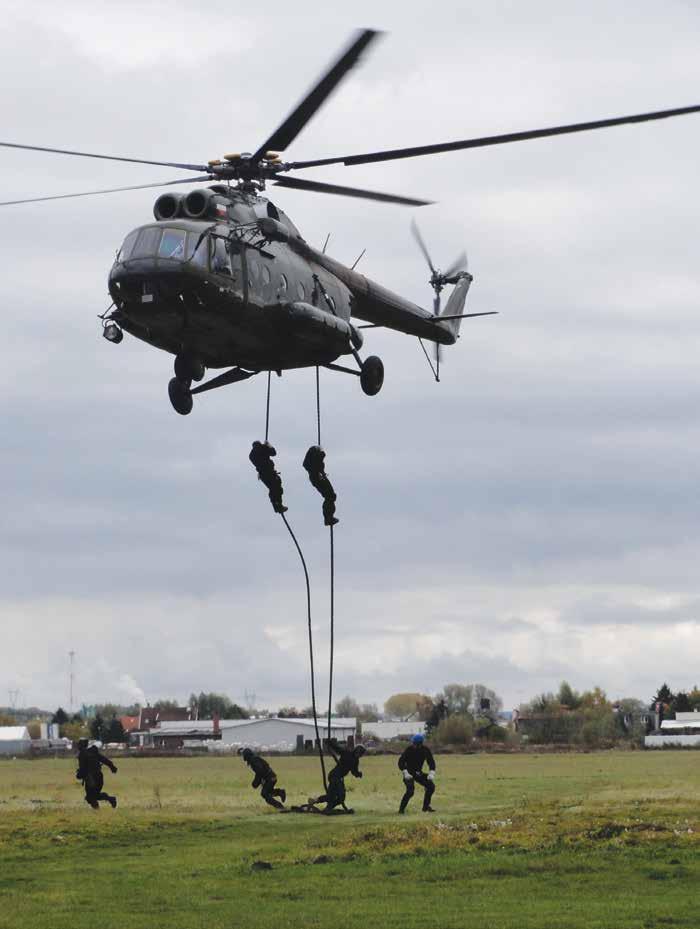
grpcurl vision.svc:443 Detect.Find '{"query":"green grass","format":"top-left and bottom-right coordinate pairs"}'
top-left (1, 751), bottom-right (699, 928)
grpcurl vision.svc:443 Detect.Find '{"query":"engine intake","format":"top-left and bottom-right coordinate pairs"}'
top-left (153, 192), bottom-right (184, 221)
top-left (182, 188), bottom-right (230, 220)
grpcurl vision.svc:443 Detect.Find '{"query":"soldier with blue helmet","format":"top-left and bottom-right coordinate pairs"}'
top-left (397, 733), bottom-right (436, 813)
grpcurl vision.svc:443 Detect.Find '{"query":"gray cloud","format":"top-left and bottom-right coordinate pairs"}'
top-left (2, 1), bottom-right (700, 711)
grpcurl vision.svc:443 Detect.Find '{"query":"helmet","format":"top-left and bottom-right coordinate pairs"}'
top-left (77, 738), bottom-right (88, 750)
top-left (355, 745), bottom-right (366, 756)
top-left (241, 747), bottom-right (253, 761)
top-left (411, 733), bottom-right (425, 744)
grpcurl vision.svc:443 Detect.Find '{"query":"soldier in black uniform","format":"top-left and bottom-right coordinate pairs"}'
top-left (302, 445), bottom-right (338, 526)
top-left (310, 740), bottom-right (365, 814)
top-left (249, 441), bottom-right (287, 514)
top-left (398, 733), bottom-right (436, 813)
top-left (240, 747), bottom-right (287, 810)
top-left (76, 739), bottom-right (118, 809)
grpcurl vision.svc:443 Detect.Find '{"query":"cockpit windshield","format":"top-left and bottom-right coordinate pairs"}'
top-left (117, 226), bottom-right (190, 262)
top-left (158, 228), bottom-right (186, 259)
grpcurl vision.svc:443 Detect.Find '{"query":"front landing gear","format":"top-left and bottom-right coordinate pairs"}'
top-left (168, 377), bottom-right (193, 415)
top-left (360, 355), bottom-right (384, 396)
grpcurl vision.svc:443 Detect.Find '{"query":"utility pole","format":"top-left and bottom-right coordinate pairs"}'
top-left (244, 690), bottom-right (257, 713)
top-left (68, 651), bottom-right (75, 713)
top-left (8, 689), bottom-right (19, 710)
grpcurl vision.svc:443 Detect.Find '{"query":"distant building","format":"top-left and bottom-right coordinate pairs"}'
top-left (0, 726), bottom-right (31, 755)
top-left (216, 717), bottom-right (357, 752)
top-left (361, 720), bottom-right (425, 741)
top-left (119, 715), bottom-right (140, 735)
top-left (645, 711), bottom-right (700, 748)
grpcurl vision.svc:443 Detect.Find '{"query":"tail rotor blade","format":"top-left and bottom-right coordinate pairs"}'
top-left (443, 250), bottom-right (468, 279)
top-left (411, 218), bottom-right (437, 275)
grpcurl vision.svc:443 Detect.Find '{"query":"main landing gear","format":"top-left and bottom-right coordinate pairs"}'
top-left (168, 355), bottom-right (257, 415)
top-left (359, 355), bottom-right (384, 396)
top-left (168, 354), bottom-right (204, 416)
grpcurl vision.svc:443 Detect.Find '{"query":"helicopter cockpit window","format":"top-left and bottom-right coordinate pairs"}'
top-left (130, 226), bottom-right (162, 259)
top-left (158, 228), bottom-right (186, 260)
top-left (211, 237), bottom-right (231, 275)
top-left (186, 231), bottom-right (208, 267)
top-left (117, 229), bottom-right (139, 262)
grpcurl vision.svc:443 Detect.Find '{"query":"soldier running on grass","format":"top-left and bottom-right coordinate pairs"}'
top-left (240, 748), bottom-right (287, 810)
top-left (76, 739), bottom-right (118, 809)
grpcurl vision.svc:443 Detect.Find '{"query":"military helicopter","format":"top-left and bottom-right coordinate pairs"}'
top-left (2, 29), bottom-right (698, 415)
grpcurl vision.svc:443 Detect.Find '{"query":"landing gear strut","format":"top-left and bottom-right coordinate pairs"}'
top-left (174, 354), bottom-right (205, 383)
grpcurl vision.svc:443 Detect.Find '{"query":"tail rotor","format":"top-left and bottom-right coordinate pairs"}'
top-left (410, 219), bottom-right (469, 377)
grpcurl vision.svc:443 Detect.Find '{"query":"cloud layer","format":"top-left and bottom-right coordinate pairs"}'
top-left (2, 1), bottom-right (699, 712)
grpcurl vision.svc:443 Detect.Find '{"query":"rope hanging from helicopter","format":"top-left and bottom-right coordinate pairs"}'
top-left (250, 365), bottom-right (340, 796)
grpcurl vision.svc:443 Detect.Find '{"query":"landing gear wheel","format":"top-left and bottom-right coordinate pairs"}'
top-left (168, 377), bottom-right (193, 415)
top-left (174, 354), bottom-right (205, 383)
top-left (360, 355), bottom-right (384, 396)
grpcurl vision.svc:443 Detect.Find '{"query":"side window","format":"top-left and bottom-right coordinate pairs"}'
top-left (118, 229), bottom-right (139, 262)
top-left (248, 257), bottom-right (258, 287)
top-left (279, 273), bottom-right (288, 292)
top-left (211, 238), bottom-right (231, 275)
top-left (261, 264), bottom-right (271, 285)
top-left (297, 281), bottom-right (305, 301)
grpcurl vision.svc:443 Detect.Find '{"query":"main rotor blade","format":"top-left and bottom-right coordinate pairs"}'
top-left (0, 140), bottom-right (209, 172)
top-left (0, 175), bottom-right (212, 207)
top-left (273, 175), bottom-right (431, 206)
top-left (250, 28), bottom-right (381, 163)
top-left (410, 219), bottom-right (436, 275)
top-left (286, 103), bottom-right (700, 170)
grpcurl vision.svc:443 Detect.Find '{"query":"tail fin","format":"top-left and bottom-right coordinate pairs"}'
top-left (439, 273), bottom-right (473, 339)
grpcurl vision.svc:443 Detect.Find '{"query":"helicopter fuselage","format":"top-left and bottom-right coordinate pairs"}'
top-left (107, 187), bottom-right (457, 375)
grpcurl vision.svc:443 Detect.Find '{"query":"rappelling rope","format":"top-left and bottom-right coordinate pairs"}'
top-left (264, 371), bottom-right (271, 442)
top-left (253, 367), bottom-right (337, 797)
top-left (280, 512), bottom-right (327, 793)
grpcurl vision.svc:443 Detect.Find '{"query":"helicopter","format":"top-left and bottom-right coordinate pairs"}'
top-left (1, 28), bottom-right (698, 415)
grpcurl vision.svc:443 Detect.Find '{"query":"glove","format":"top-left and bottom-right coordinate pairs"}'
top-left (357, 772), bottom-right (363, 778)
top-left (427, 771), bottom-right (435, 782)
top-left (402, 769), bottom-right (413, 783)
top-left (112, 766), bottom-right (118, 774)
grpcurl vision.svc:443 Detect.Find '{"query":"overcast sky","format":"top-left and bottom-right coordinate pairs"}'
top-left (2, 1), bottom-right (699, 714)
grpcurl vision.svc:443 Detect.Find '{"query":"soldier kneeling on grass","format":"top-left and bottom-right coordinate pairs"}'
top-left (309, 739), bottom-right (365, 814)
top-left (398, 733), bottom-right (436, 814)
top-left (240, 748), bottom-right (287, 810)
top-left (76, 738), bottom-right (118, 810)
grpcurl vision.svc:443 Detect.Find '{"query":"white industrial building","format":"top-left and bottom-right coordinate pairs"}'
top-left (645, 711), bottom-right (700, 748)
top-left (0, 726), bottom-right (32, 755)
top-left (361, 720), bottom-right (425, 741)
top-left (216, 717), bottom-right (357, 752)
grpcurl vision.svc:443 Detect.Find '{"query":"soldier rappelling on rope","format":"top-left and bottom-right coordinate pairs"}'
top-left (249, 440), bottom-right (287, 514)
top-left (302, 445), bottom-right (339, 526)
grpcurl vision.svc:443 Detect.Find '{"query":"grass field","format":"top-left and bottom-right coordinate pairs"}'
top-left (1, 750), bottom-right (699, 928)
